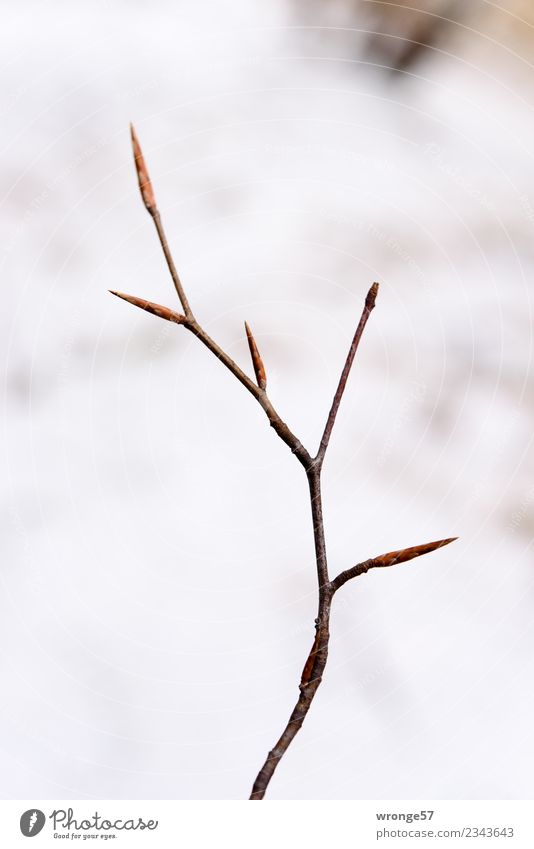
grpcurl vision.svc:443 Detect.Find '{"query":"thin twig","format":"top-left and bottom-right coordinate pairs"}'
top-left (250, 585), bottom-right (333, 800)
top-left (152, 211), bottom-right (193, 319)
top-left (130, 123), bottom-right (192, 318)
top-left (315, 281), bottom-right (378, 466)
top-left (111, 125), bottom-right (456, 801)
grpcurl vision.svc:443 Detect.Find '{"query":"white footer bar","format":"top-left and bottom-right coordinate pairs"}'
top-left (2, 800), bottom-right (533, 847)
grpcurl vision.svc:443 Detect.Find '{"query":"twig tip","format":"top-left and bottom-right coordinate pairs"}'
top-left (367, 281), bottom-right (379, 307)
top-left (130, 122), bottom-right (157, 216)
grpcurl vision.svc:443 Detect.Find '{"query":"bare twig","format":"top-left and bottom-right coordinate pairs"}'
top-left (250, 584), bottom-right (333, 799)
top-left (130, 123), bottom-right (192, 318)
top-left (316, 281), bottom-right (378, 467)
top-left (111, 125), bottom-right (456, 801)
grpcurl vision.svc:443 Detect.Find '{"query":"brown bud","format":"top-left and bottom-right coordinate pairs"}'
top-left (372, 537), bottom-right (457, 569)
top-left (244, 321), bottom-right (267, 390)
top-left (109, 290), bottom-right (186, 324)
top-left (366, 281), bottom-right (379, 309)
top-left (130, 123), bottom-right (157, 216)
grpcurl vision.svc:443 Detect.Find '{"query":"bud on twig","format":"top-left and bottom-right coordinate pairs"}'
top-left (109, 290), bottom-right (186, 324)
top-left (331, 536), bottom-right (457, 592)
top-left (244, 321), bottom-right (267, 390)
top-left (130, 123), bottom-right (158, 216)
top-left (366, 281), bottom-right (379, 309)
top-left (370, 536), bottom-right (457, 569)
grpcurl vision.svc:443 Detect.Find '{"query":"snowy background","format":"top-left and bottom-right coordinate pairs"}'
top-left (1, 0), bottom-right (534, 799)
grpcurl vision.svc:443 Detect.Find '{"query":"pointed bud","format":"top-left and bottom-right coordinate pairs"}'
top-left (130, 123), bottom-right (157, 216)
top-left (109, 290), bottom-right (186, 324)
top-left (372, 536), bottom-right (457, 569)
top-left (366, 281), bottom-right (379, 309)
top-left (244, 321), bottom-right (267, 390)
top-left (331, 536), bottom-right (457, 591)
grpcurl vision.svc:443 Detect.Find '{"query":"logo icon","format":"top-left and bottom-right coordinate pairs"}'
top-left (20, 810), bottom-right (46, 837)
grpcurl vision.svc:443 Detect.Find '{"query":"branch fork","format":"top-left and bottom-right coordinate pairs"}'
top-left (111, 125), bottom-right (457, 800)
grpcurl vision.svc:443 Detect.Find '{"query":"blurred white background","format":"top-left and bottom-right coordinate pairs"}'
top-left (1, 0), bottom-right (534, 799)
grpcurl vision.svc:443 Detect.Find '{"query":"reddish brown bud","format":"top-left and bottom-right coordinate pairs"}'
top-left (130, 123), bottom-right (157, 216)
top-left (331, 536), bottom-right (457, 592)
top-left (371, 537), bottom-right (457, 569)
top-left (245, 321), bottom-right (267, 390)
top-left (109, 290), bottom-right (186, 324)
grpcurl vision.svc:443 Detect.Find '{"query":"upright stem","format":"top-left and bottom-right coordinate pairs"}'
top-left (250, 465), bottom-right (333, 800)
top-left (307, 467), bottom-right (329, 594)
top-left (316, 282), bottom-right (378, 464)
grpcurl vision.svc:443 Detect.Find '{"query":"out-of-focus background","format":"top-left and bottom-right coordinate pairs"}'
top-left (1, 0), bottom-right (534, 800)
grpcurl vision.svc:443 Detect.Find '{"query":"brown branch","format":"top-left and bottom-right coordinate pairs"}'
top-left (249, 467), bottom-right (331, 800)
top-left (250, 591), bottom-right (333, 799)
top-left (331, 537), bottom-right (458, 593)
top-left (152, 212), bottom-right (193, 319)
top-left (125, 125), bottom-right (311, 468)
top-left (307, 468), bottom-right (329, 593)
top-left (111, 124), bottom-right (456, 801)
top-left (315, 282), bottom-right (378, 466)
top-left (250, 286), bottom-right (379, 800)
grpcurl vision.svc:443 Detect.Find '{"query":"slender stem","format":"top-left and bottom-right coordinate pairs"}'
top-left (249, 595), bottom-right (333, 800)
top-left (248, 283), bottom-right (380, 797)
top-left (152, 210), bottom-right (193, 319)
top-left (307, 469), bottom-right (330, 593)
top-left (315, 282), bottom-right (378, 466)
top-left (250, 468), bottom-right (332, 800)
